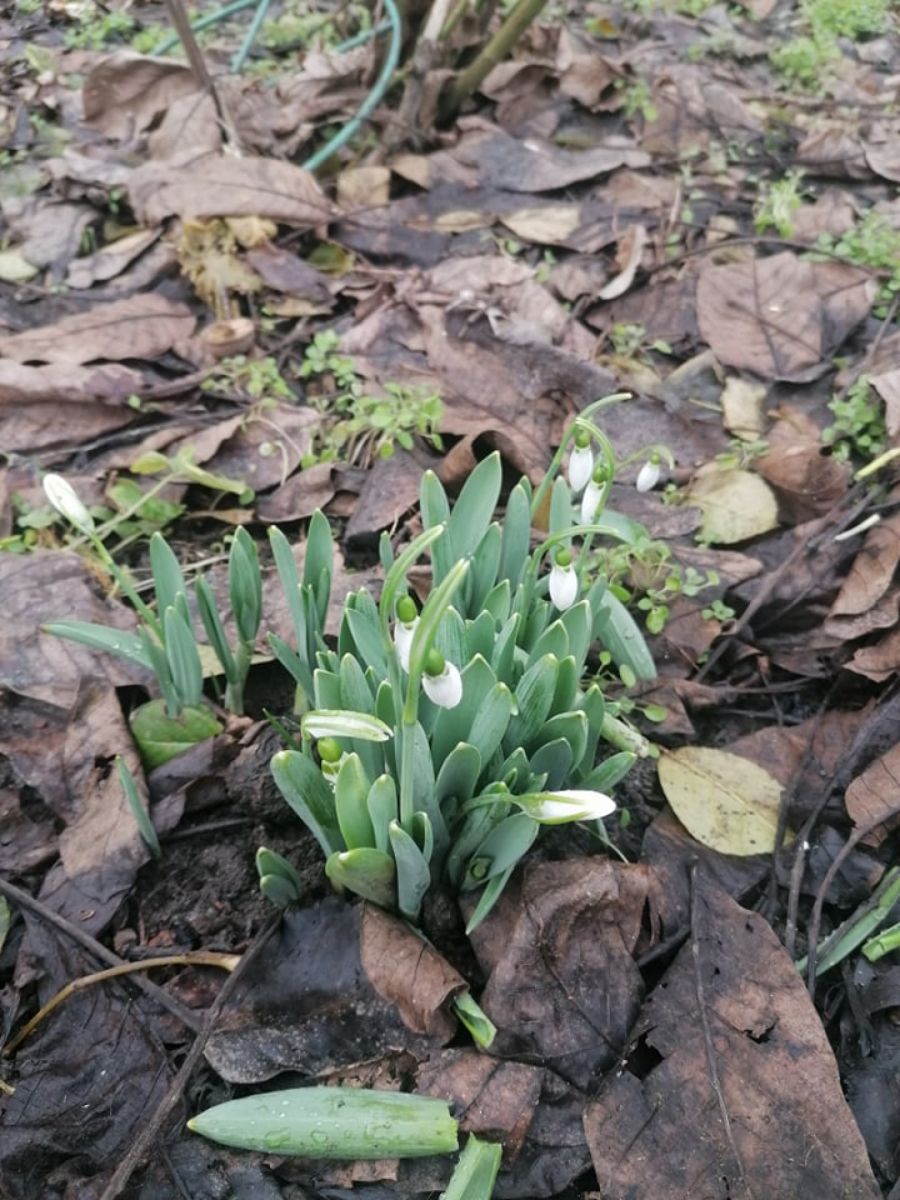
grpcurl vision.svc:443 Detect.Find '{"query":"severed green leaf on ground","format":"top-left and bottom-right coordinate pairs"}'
top-left (657, 746), bottom-right (792, 856)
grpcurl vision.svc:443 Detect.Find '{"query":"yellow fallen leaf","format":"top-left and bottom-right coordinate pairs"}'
top-left (657, 746), bottom-right (792, 856)
top-left (686, 464), bottom-right (779, 544)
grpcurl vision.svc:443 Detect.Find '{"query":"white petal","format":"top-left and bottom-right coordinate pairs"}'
top-left (301, 709), bottom-right (394, 741)
top-left (520, 788), bottom-right (617, 823)
top-left (581, 481), bottom-right (602, 525)
top-left (567, 445), bottom-right (594, 493)
top-left (43, 473), bottom-right (95, 533)
top-left (636, 460), bottom-right (661, 493)
top-left (549, 563), bottom-right (579, 610)
top-left (393, 617), bottom-right (418, 672)
top-left (422, 661), bottom-right (463, 708)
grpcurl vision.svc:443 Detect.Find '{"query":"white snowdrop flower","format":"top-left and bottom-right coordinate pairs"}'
top-left (422, 649), bottom-right (463, 709)
top-left (581, 475), bottom-right (605, 525)
top-left (549, 548), bottom-right (579, 611)
top-left (636, 456), bottom-right (661, 493)
top-left (43, 473), bottom-right (95, 534)
top-left (393, 596), bottom-right (419, 672)
top-left (517, 789), bottom-right (617, 823)
top-left (567, 431), bottom-right (594, 494)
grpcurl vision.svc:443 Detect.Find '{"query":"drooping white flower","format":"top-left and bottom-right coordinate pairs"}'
top-left (581, 474), bottom-right (604, 524)
top-left (516, 788), bottom-right (616, 823)
top-left (43, 473), bottom-right (95, 534)
top-left (393, 596), bottom-right (419, 672)
top-left (636, 455), bottom-right (661, 493)
top-left (567, 431), bottom-right (594, 493)
top-left (549, 548), bottom-right (578, 611)
top-left (422, 649), bottom-right (463, 709)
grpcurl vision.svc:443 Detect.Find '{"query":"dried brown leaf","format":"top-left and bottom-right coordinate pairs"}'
top-left (0, 294), bottom-right (195, 365)
top-left (697, 252), bottom-right (873, 381)
top-left (586, 878), bottom-right (882, 1200)
top-left (127, 154), bottom-right (336, 227)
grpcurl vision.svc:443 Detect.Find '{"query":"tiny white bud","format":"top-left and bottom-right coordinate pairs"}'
top-left (567, 444), bottom-right (594, 493)
top-left (636, 458), bottom-right (661, 493)
top-left (581, 479), bottom-right (603, 525)
top-left (422, 660), bottom-right (463, 709)
top-left (43, 473), bottom-right (95, 534)
top-left (393, 616), bottom-right (418, 672)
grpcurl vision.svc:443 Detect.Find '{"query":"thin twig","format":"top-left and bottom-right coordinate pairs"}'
top-left (97, 915), bottom-right (280, 1200)
top-left (0, 874), bottom-right (201, 1038)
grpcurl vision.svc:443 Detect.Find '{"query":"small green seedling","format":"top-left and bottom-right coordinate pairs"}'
top-left (43, 476), bottom-right (263, 763)
top-left (188, 1087), bottom-right (459, 1158)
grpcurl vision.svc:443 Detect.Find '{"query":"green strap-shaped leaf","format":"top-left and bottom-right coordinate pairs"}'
top-left (434, 743), bottom-right (483, 815)
top-left (196, 575), bottom-right (238, 682)
top-left (334, 753), bottom-right (375, 850)
top-left (366, 774), bottom-right (398, 854)
top-left (420, 471), bottom-right (454, 583)
top-left (448, 451), bottom-right (502, 561)
top-left (482, 578), bottom-right (511, 623)
top-left (499, 479), bottom-right (531, 593)
top-left (150, 531), bottom-right (189, 620)
top-left (528, 736), bottom-right (575, 792)
top-left (430, 654), bottom-right (496, 765)
top-left (579, 751), bottom-right (636, 793)
top-left (593, 588), bottom-right (657, 680)
top-left (342, 600), bottom-right (387, 673)
top-left (229, 526), bottom-right (262, 645)
top-left (466, 609), bottom-right (498, 661)
top-left (389, 820), bottom-right (433, 920)
top-left (303, 510), bottom-right (334, 627)
top-left (525, 619), bottom-right (569, 671)
top-left (559, 599), bottom-right (592, 674)
top-left (532, 710), bottom-right (588, 766)
top-left (43, 620), bottom-right (151, 670)
top-left (466, 681), bottom-right (515, 768)
top-left (463, 811), bottom-right (538, 889)
top-left (549, 474), bottom-right (573, 536)
top-left (326, 846), bottom-right (397, 907)
top-left (271, 749), bottom-right (343, 858)
top-left (505, 654), bottom-right (559, 749)
top-left (573, 683), bottom-right (607, 778)
top-left (164, 605), bottom-right (203, 708)
top-left (464, 522), bottom-right (502, 615)
top-left (441, 1135), bottom-right (502, 1199)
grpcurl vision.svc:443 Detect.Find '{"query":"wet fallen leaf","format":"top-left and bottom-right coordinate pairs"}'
top-left (204, 901), bottom-right (438, 1084)
top-left (585, 878), bottom-right (882, 1200)
top-left (467, 859), bottom-right (651, 1089)
top-left (658, 746), bottom-right (790, 856)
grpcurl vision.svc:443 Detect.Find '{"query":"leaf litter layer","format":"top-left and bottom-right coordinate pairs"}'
top-left (2, 0), bottom-right (900, 1196)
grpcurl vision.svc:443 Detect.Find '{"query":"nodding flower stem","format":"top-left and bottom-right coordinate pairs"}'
top-left (529, 393), bottom-right (629, 521)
